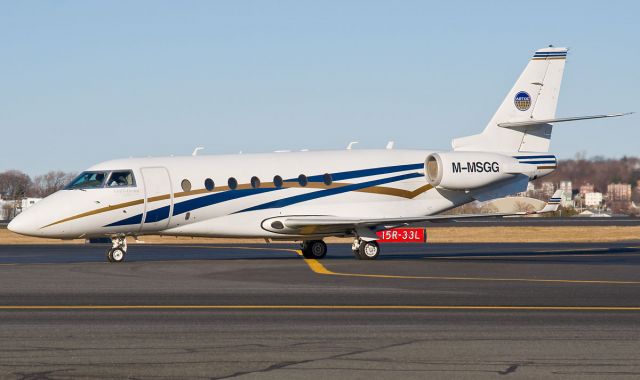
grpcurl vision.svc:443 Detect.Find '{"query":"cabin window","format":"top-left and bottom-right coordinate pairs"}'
top-left (107, 171), bottom-right (136, 187)
top-left (181, 179), bottom-right (192, 192)
top-left (250, 176), bottom-right (261, 189)
top-left (273, 175), bottom-right (283, 188)
top-left (65, 171), bottom-right (108, 190)
top-left (228, 177), bottom-right (238, 190)
top-left (298, 174), bottom-right (308, 187)
top-left (204, 178), bottom-right (215, 191)
top-left (323, 173), bottom-right (333, 186)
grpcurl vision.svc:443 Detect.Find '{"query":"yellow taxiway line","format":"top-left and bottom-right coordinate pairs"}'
top-left (0, 305), bottom-right (639, 311)
top-left (296, 251), bottom-right (640, 285)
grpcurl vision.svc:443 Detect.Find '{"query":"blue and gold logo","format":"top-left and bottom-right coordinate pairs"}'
top-left (514, 91), bottom-right (531, 111)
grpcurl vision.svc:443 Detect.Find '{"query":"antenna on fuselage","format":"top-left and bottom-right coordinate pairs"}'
top-left (192, 147), bottom-right (205, 156)
top-left (386, 141), bottom-right (395, 149)
top-left (346, 141), bottom-right (359, 150)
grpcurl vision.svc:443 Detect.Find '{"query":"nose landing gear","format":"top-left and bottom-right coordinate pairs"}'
top-left (106, 236), bottom-right (128, 263)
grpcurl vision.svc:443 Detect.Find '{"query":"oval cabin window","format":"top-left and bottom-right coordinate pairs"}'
top-left (204, 178), bottom-right (215, 191)
top-left (323, 173), bottom-right (333, 186)
top-left (273, 175), bottom-right (283, 188)
top-left (181, 179), bottom-right (192, 192)
top-left (228, 177), bottom-right (238, 190)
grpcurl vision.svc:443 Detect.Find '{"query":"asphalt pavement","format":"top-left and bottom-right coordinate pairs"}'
top-left (1, 242), bottom-right (640, 379)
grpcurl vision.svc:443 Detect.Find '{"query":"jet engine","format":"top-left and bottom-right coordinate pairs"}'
top-left (425, 152), bottom-right (539, 191)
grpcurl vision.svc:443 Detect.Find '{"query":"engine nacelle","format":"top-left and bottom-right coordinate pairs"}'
top-left (425, 152), bottom-right (536, 190)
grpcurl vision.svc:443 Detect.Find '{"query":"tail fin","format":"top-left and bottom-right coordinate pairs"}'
top-left (535, 190), bottom-right (564, 214)
top-left (452, 46), bottom-right (568, 153)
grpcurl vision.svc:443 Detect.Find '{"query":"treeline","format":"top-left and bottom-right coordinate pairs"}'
top-left (0, 170), bottom-right (77, 199)
top-left (533, 156), bottom-right (640, 192)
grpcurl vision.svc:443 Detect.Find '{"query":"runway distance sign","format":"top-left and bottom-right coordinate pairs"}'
top-left (376, 228), bottom-right (426, 243)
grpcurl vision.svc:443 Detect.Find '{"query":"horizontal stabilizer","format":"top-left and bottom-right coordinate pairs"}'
top-left (498, 112), bottom-right (633, 128)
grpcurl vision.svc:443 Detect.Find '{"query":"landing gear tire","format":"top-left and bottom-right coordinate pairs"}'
top-left (106, 236), bottom-right (128, 263)
top-left (301, 240), bottom-right (327, 259)
top-left (107, 248), bottom-right (126, 263)
top-left (357, 241), bottom-right (380, 260)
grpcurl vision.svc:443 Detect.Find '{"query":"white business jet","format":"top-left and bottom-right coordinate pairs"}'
top-left (8, 46), bottom-right (630, 262)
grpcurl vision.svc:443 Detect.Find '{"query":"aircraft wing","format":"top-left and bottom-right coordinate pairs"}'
top-left (264, 191), bottom-right (564, 238)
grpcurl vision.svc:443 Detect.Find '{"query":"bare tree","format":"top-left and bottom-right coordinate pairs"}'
top-left (31, 171), bottom-right (76, 197)
top-left (0, 170), bottom-right (33, 200)
top-left (513, 200), bottom-right (536, 213)
top-left (479, 203), bottom-right (499, 214)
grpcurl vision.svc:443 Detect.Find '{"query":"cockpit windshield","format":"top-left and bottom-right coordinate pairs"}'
top-left (65, 171), bottom-right (108, 189)
top-left (106, 171), bottom-right (136, 187)
top-left (65, 170), bottom-right (136, 190)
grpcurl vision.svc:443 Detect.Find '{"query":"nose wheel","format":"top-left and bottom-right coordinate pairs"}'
top-left (106, 236), bottom-right (128, 263)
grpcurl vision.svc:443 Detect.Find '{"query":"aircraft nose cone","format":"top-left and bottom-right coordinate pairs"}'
top-left (7, 212), bottom-right (37, 237)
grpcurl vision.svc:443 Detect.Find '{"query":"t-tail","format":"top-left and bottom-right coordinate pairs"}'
top-left (452, 46), bottom-right (631, 153)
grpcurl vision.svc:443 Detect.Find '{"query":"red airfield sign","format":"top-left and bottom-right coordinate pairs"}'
top-left (376, 228), bottom-right (426, 243)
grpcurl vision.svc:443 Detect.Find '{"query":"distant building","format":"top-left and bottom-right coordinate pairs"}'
top-left (1, 197), bottom-right (42, 221)
top-left (607, 183), bottom-right (632, 201)
top-left (580, 183), bottom-right (595, 195)
top-left (584, 192), bottom-right (603, 207)
top-left (540, 182), bottom-right (555, 198)
top-left (517, 182), bottom-right (536, 197)
top-left (0, 199), bottom-right (11, 221)
top-left (18, 198), bottom-right (42, 212)
top-left (558, 181), bottom-right (573, 207)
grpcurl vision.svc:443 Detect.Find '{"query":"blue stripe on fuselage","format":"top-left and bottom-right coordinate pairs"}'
top-left (305, 163), bottom-right (423, 182)
top-left (145, 205), bottom-right (170, 223)
top-left (236, 172), bottom-right (424, 213)
top-left (105, 213), bottom-right (143, 227)
top-left (103, 162), bottom-right (425, 227)
top-left (172, 187), bottom-right (279, 216)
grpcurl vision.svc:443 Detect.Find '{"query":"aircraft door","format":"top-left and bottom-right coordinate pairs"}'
top-left (140, 167), bottom-right (173, 232)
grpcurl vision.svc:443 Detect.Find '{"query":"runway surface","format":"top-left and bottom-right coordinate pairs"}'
top-left (1, 241), bottom-right (640, 379)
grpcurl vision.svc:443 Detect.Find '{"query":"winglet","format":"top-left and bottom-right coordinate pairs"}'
top-left (532, 190), bottom-right (564, 214)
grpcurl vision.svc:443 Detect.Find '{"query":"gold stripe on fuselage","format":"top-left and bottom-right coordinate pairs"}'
top-left (42, 199), bottom-right (146, 228)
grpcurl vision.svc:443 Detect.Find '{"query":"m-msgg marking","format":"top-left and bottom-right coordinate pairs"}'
top-left (452, 162), bottom-right (500, 173)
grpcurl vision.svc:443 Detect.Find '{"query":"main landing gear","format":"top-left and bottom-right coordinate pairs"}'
top-left (300, 240), bottom-right (327, 259)
top-left (106, 236), bottom-right (128, 263)
top-left (352, 239), bottom-right (380, 260)
top-left (300, 238), bottom-right (381, 260)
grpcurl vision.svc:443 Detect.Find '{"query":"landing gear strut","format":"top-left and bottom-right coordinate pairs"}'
top-left (301, 240), bottom-right (327, 259)
top-left (352, 239), bottom-right (380, 260)
top-left (106, 236), bottom-right (127, 263)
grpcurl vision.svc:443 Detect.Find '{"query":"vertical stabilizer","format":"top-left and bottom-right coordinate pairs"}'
top-left (452, 47), bottom-right (567, 153)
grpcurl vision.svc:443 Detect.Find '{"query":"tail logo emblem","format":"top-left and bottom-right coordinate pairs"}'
top-left (514, 91), bottom-right (531, 111)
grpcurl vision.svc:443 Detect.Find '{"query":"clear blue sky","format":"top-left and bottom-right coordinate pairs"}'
top-left (1, 0), bottom-right (638, 175)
